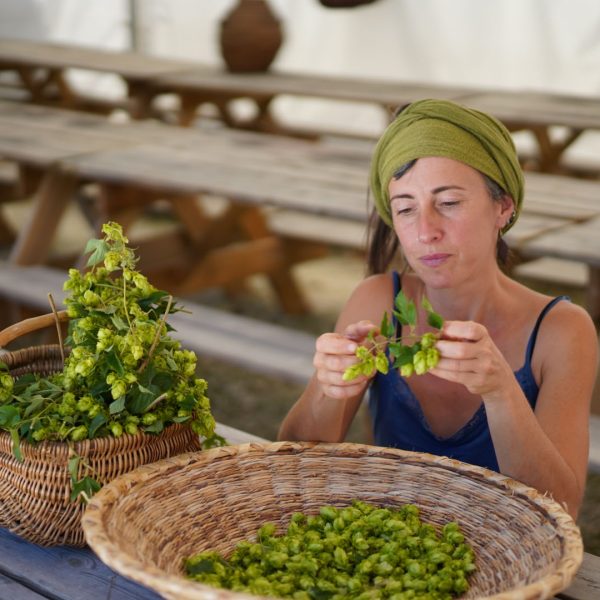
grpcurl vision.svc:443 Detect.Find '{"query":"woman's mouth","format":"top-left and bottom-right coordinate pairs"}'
top-left (419, 253), bottom-right (451, 268)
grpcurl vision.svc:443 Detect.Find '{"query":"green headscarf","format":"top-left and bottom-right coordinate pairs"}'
top-left (370, 98), bottom-right (524, 233)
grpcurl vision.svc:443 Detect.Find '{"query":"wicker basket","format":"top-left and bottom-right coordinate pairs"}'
top-left (82, 442), bottom-right (583, 600)
top-left (0, 343), bottom-right (201, 547)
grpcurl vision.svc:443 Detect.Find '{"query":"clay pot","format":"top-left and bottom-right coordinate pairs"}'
top-left (220, 0), bottom-right (283, 73)
top-left (319, 0), bottom-right (378, 7)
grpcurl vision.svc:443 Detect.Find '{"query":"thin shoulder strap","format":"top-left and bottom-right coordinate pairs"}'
top-left (392, 271), bottom-right (402, 336)
top-left (524, 295), bottom-right (569, 364)
top-left (393, 270), bottom-right (401, 297)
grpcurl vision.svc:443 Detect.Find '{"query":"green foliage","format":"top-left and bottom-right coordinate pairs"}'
top-left (343, 291), bottom-right (444, 382)
top-left (0, 221), bottom-right (222, 499)
top-left (185, 500), bottom-right (476, 599)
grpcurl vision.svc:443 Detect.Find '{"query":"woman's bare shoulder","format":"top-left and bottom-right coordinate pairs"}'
top-left (334, 272), bottom-right (396, 333)
top-left (533, 294), bottom-right (598, 370)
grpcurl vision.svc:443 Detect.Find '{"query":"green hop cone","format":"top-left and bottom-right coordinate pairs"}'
top-left (342, 364), bottom-right (363, 382)
top-left (413, 350), bottom-right (427, 375)
top-left (361, 354), bottom-right (376, 377)
top-left (400, 362), bottom-right (415, 378)
top-left (125, 422), bottom-right (139, 435)
top-left (420, 332), bottom-right (437, 349)
top-left (110, 422), bottom-right (123, 437)
top-left (142, 412), bottom-right (158, 426)
top-left (70, 425), bottom-right (88, 442)
top-left (0, 373), bottom-right (14, 403)
top-left (426, 347), bottom-right (440, 369)
top-left (374, 351), bottom-right (389, 375)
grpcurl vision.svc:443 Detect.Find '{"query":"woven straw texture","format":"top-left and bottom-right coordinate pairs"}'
top-left (82, 441), bottom-right (583, 600)
top-left (0, 344), bottom-right (201, 547)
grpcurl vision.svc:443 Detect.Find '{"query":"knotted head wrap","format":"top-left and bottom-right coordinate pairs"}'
top-left (370, 98), bottom-right (524, 233)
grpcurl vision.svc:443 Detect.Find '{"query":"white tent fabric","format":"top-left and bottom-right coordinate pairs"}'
top-left (1, 0), bottom-right (600, 141)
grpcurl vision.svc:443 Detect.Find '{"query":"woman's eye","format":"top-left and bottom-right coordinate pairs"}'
top-left (395, 206), bottom-right (414, 215)
top-left (439, 200), bottom-right (460, 208)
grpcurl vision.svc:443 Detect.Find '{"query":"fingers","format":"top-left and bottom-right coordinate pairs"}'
top-left (440, 320), bottom-right (485, 342)
top-left (313, 347), bottom-right (361, 375)
top-left (430, 321), bottom-right (513, 396)
top-left (313, 324), bottom-right (377, 401)
top-left (315, 333), bottom-right (357, 355)
top-left (435, 339), bottom-right (480, 361)
top-left (343, 320), bottom-right (379, 342)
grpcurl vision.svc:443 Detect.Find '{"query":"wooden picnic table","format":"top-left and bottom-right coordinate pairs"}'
top-left (0, 38), bottom-right (477, 134)
top-left (1, 101), bottom-right (600, 319)
top-left (149, 67), bottom-right (476, 133)
top-left (0, 420), bottom-right (598, 600)
top-left (456, 90), bottom-right (600, 174)
top-left (2, 38), bottom-right (599, 176)
top-left (0, 38), bottom-right (198, 118)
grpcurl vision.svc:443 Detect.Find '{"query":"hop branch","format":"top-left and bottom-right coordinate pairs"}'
top-left (343, 291), bottom-right (444, 381)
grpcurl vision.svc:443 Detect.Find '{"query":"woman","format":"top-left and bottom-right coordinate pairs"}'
top-left (278, 99), bottom-right (598, 518)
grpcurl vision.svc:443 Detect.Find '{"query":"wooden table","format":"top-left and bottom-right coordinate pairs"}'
top-left (1, 516), bottom-right (598, 600)
top-left (0, 38), bottom-right (477, 134)
top-left (3, 39), bottom-right (599, 177)
top-left (457, 90), bottom-right (600, 174)
top-left (2, 101), bottom-right (600, 318)
top-left (0, 100), bottom-right (371, 313)
top-left (150, 67), bottom-right (476, 133)
top-left (0, 38), bottom-right (198, 118)
top-left (0, 420), bottom-right (598, 600)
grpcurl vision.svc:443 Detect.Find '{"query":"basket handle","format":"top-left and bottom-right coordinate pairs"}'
top-left (0, 310), bottom-right (69, 348)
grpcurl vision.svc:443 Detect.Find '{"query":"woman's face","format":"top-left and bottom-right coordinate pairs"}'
top-left (388, 157), bottom-right (512, 288)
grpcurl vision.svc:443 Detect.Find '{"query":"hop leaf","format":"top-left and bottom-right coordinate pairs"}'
top-left (379, 311), bottom-right (394, 339)
top-left (394, 290), bottom-right (417, 326)
top-left (84, 238), bottom-right (110, 268)
top-left (422, 296), bottom-right (444, 330)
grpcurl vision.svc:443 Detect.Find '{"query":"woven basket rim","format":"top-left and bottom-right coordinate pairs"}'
top-left (82, 441), bottom-right (583, 600)
top-left (0, 421), bottom-right (193, 454)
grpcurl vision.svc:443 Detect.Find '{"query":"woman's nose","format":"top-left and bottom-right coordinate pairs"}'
top-left (417, 208), bottom-right (442, 243)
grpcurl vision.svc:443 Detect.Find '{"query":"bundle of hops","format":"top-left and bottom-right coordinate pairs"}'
top-left (0, 222), bottom-right (218, 451)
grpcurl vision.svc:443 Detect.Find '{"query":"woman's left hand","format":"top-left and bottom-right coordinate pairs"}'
top-left (429, 320), bottom-right (515, 400)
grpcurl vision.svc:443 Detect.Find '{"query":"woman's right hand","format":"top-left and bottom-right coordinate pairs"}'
top-left (313, 320), bottom-right (379, 400)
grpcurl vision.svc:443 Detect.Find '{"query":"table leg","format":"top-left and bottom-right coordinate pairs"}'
top-left (238, 206), bottom-right (314, 313)
top-left (9, 168), bottom-right (78, 266)
top-left (18, 165), bottom-right (44, 198)
top-left (126, 81), bottom-right (159, 120)
top-left (176, 92), bottom-right (285, 135)
top-left (16, 66), bottom-right (72, 105)
top-left (178, 94), bottom-right (204, 127)
top-left (586, 267), bottom-right (600, 327)
top-left (531, 126), bottom-right (583, 173)
top-left (0, 213), bottom-right (15, 245)
top-left (95, 184), bottom-right (148, 233)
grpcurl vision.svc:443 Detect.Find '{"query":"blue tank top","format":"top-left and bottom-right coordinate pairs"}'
top-left (368, 271), bottom-right (568, 472)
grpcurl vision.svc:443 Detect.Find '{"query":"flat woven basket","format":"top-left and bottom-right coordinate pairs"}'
top-left (0, 343), bottom-right (201, 547)
top-left (82, 442), bottom-right (583, 600)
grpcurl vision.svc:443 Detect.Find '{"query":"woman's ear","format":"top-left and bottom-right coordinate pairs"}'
top-left (497, 195), bottom-right (516, 230)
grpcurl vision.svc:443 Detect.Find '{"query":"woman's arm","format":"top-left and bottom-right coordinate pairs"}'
top-left (278, 274), bottom-right (392, 442)
top-left (431, 302), bottom-right (598, 518)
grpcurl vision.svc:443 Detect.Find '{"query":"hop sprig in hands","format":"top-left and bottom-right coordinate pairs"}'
top-left (343, 291), bottom-right (444, 381)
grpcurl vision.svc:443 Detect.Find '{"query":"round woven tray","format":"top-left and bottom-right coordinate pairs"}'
top-left (82, 442), bottom-right (583, 600)
top-left (0, 344), bottom-right (202, 547)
